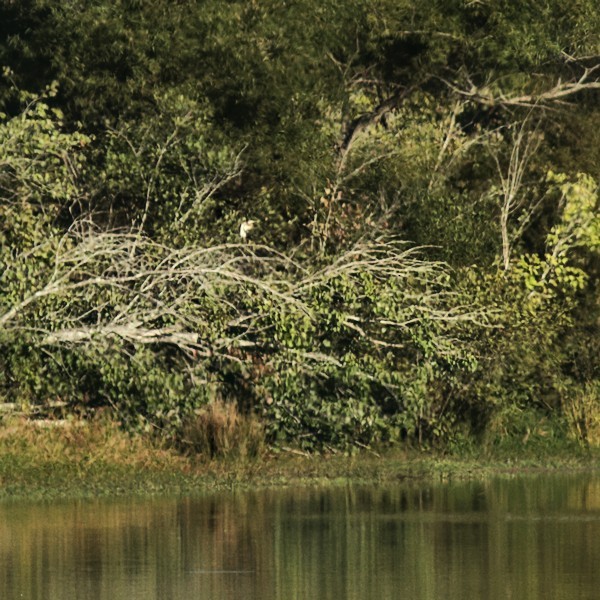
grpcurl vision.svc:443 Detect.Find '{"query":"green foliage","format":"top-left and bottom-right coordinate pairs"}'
top-left (0, 1), bottom-right (599, 453)
top-left (251, 243), bottom-right (483, 450)
top-left (546, 172), bottom-right (599, 253)
top-left (97, 91), bottom-right (243, 245)
top-left (481, 405), bottom-right (574, 457)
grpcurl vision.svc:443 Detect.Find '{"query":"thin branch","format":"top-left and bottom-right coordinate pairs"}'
top-left (440, 63), bottom-right (600, 108)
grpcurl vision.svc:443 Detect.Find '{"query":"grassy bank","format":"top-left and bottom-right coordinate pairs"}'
top-left (0, 417), bottom-right (598, 501)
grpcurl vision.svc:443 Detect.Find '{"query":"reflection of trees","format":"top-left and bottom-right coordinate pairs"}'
top-left (0, 479), bottom-right (599, 599)
top-left (0, 499), bottom-right (183, 599)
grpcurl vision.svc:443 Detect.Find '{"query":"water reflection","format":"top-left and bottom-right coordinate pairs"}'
top-left (1, 473), bottom-right (599, 599)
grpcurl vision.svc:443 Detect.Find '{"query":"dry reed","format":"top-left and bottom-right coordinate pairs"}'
top-left (180, 400), bottom-right (266, 460)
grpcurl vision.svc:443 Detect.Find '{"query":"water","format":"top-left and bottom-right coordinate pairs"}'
top-left (1, 472), bottom-right (599, 599)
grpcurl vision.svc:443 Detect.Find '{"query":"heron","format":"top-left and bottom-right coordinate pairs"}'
top-left (239, 219), bottom-right (256, 242)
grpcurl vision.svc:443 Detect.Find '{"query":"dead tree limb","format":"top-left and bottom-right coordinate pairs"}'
top-left (440, 63), bottom-right (600, 108)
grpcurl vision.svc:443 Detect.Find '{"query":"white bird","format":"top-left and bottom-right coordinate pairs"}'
top-left (239, 219), bottom-right (256, 242)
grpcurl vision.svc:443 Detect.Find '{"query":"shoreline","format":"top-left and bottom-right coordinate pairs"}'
top-left (0, 418), bottom-right (598, 501)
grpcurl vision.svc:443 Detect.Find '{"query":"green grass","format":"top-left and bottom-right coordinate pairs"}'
top-left (0, 417), bottom-right (598, 501)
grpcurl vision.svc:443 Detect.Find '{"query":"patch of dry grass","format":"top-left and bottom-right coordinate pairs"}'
top-left (563, 383), bottom-right (600, 449)
top-left (180, 400), bottom-right (266, 460)
top-left (0, 415), bottom-right (186, 471)
top-left (0, 410), bottom-right (595, 501)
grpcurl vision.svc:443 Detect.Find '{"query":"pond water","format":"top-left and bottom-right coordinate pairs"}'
top-left (1, 472), bottom-right (599, 599)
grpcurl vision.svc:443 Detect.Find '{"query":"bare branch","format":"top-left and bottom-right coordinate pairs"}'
top-left (484, 115), bottom-right (543, 270)
top-left (1, 221), bottom-right (492, 392)
top-left (440, 63), bottom-right (600, 109)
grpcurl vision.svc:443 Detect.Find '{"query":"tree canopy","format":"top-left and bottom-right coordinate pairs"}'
top-left (1, 0), bottom-right (599, 451)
